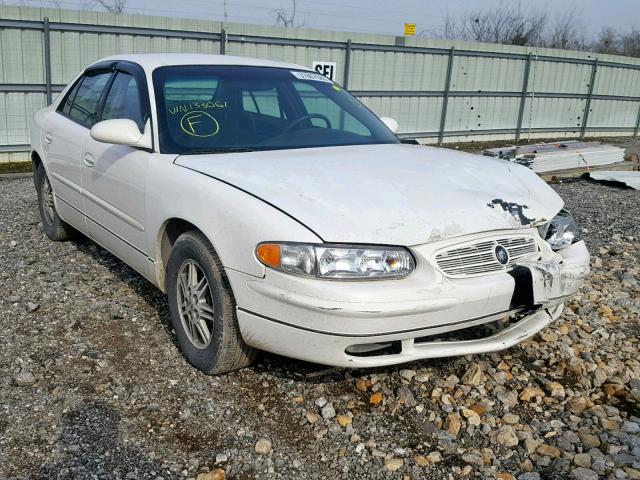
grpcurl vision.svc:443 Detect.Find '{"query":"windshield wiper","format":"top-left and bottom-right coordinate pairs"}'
top-left (184, 147), bottom-right (255, 155)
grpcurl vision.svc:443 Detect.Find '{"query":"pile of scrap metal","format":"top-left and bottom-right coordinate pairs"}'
top-left (483, 141), bottom-right (625, 173)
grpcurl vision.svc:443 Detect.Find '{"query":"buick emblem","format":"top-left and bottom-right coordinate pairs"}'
top-left (495, 245), bottom-right (509, 265)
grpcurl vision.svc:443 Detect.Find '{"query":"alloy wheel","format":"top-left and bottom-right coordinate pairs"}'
top-left (176, 259), bottom-right (215, 349)
top-left (42, 176), bottom-right (55, 225)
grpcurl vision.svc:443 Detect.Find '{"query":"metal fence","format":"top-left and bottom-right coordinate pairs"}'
top-left (2, 6), bottom-right (640, 159)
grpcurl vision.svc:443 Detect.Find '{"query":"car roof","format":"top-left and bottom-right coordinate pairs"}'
top-left (91, 53), bottom-right (312, 73)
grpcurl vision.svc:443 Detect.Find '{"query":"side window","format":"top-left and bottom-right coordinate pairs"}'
top-left (64, 71), bottom-right (112, 128)
top-left (241, 88), bottom-right (283, 118)
top-left (293, 81), bottom-right (370, 136)
top-left (101, 71), bottom-right (145, 131)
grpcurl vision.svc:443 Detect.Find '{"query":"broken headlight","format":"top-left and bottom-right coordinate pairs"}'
top-left (539, 210), bottom-right (579, 251)
top-left (255, 243), bottom-right (415, 279)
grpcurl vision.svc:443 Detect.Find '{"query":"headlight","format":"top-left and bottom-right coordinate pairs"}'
top-left (539, 210), bottom-right (579, 251)
top-left (256, 243), bottom-right (415, 279)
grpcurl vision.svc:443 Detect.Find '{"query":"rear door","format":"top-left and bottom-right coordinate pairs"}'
top-left (43, 67), bottom-right (114, 232)
top-left (81, 62), bottom-right (152, 276)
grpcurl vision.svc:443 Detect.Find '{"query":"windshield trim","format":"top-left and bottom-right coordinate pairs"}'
top-left (177, 140), bottom-right (397, 155)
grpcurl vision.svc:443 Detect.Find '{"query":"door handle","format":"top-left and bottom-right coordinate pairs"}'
top-left (83, 153), bottom-right (96, 168)
top-left (44, 132), bottom-right (53, 144)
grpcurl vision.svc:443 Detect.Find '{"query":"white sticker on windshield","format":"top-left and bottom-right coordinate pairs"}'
top-left (291, 70), bottom-right (334, 83)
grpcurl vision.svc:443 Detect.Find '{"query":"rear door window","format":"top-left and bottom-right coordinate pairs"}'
top-left (61, 71), bottom-right (112, 128)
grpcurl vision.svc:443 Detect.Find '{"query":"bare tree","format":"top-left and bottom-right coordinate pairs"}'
top-left (420, 3), bottom-right (546, 45)
top-left (445, 3), bottom-right (547, 46)
top-left (546, 15), bottom-right (585, 50)
top-left (273, 0), bottom-right (306, 28)
top-left (422, 4), bottom-right (640, 58)
top-left (620, 29), bottom-right (640, 58)
top-left (95, 0), bottom-right (126, 14)
top-left (592, 27), bottom-right (620, 55)
top-left (419, 11), bottom-right (461, 40)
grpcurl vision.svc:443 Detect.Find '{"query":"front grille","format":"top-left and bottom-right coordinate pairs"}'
top-left (435, 236), bottom-right (539, 278)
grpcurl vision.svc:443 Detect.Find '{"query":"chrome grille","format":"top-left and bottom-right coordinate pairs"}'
top-left (435, 236), bottom-right (539, 278)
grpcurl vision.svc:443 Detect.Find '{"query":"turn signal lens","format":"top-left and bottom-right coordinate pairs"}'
top-left (256, 243), bottom-right (281, 268)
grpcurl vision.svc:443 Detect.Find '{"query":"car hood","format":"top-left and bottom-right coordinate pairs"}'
top-left (175, 144), bottom-right (563, 246)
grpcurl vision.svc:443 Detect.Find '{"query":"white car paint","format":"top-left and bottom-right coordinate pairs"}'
top-left (174, 144), bottom-right (564, 246)
top-left (30, 53), bottom-right (590, 369)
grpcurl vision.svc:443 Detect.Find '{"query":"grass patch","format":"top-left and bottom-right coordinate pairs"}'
top-left (0, 162), bottom-right (32, 174)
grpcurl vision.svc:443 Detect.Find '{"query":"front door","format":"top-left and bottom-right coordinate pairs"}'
top-left (81, 64), bottom-right (152, 277)
top-left (43, 69), bottom-right (113, 233)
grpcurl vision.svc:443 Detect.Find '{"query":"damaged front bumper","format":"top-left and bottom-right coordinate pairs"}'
top-left (227, 237), bottom-right (590, 368)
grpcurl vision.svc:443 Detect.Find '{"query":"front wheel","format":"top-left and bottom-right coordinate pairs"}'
top-left (35, 164), bottom-right (76, 241)
top-left (166, 230), bottom-right (257, 374)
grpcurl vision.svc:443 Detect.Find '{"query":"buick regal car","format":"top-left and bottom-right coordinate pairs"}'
top-left (30, 54), bottom-right (590, 374)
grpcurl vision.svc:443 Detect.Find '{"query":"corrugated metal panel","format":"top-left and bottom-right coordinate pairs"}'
top-left (0, 93), bottom-right (46, 145)
top-left (520, 97), bottom-right (585, 131)
top-left (593, 65), bottom-right (640, 97)
top-left (49, 32), bottom-right (219, 84)
top-left (588, 99), bottom-right (638, 128)
top-left (227, 42), bottom-right (345, 74)
top-left (358, 96), bottom-right (442, 133)
top-left (451, 56), bottom-right (524, 93)
top-left (3, 5), bottom-right (640, 153)
top-left (349, 51), bottom-right (448, 91)
top-left (529, 60), bottom-right (592, 94)
top-left (445, 96), bottom-right (520, 131)
top-left (0, 28), bottom-right (44, 84)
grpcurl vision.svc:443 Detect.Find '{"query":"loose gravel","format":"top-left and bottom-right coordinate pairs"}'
top-left (1, 176), bottom-right (639, 480)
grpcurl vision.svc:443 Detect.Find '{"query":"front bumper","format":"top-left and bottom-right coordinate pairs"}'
top-left (226, 239), bottom-right (589, 368)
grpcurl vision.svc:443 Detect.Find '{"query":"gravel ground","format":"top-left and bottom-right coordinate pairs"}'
top-left (1, 176), bottom-right (639, 480)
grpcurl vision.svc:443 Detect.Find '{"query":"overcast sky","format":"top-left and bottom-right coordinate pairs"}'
top-left (8, 0), bottom-right (639, 38)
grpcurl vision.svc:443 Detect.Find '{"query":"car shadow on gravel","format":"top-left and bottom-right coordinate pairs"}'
top-left (72, 237), bottom-right (179, 347)
top-left (30, 402), bottom-right (164, 480)
top-left (68, 234), bottom-right (472, 383)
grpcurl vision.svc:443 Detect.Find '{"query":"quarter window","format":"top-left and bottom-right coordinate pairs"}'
top-left (58, 79), bottom-right (82, 116)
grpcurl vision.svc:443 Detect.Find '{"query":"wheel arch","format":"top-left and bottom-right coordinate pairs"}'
top-left (30, 150), bottom-right (43, 188)
top-left (156, 217), bottom-right (210, 292)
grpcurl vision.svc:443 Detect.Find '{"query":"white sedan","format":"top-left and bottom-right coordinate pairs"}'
top-left (30, 54), bottom-right (590, 374)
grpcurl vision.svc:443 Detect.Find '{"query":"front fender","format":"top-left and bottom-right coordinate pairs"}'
top-left (146, 155), bottom-right (321, 288)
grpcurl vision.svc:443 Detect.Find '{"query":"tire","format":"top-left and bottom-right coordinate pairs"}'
top-left (166, 230), bottom-right (257, 374)
top-left (35, 164), bottom-right (76, 241)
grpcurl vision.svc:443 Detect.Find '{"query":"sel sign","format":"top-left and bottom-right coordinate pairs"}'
top-left (312, 61), bottom-right (337, 81)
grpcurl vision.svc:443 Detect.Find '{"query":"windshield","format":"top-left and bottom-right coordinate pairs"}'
top-left (152, 65), bottom-right (399, 154)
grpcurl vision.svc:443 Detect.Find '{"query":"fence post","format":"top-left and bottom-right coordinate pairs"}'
top-left (343, 39), bottom-right (351, 89)
top-left (515, 53), bottom-right (532, 142)
top-left (219, 27), bottom-right (226, 55)
top-left (634, 102), bottom-right (640, 137)
top-left (438, 47), bottom-right (455, 146)
top-left (43, 17), bottom-right (52, 105)
top-left (580, 59), bottom-right (598, 140)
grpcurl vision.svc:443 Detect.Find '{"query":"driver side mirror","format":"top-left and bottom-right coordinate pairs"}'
top-left (380, 116), bottom-right (399, 134)
top-left (90, 119), bottom-right (152, 150)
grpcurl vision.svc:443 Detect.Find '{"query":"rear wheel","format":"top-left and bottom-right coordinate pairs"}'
top-left (166, 230), bottom-right (257, 374)
top-left (35, 164), bottom-right (76, 241)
